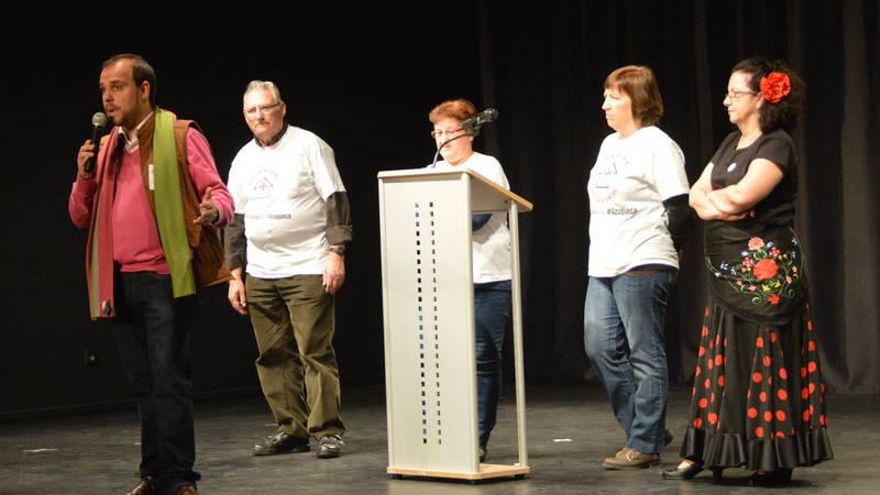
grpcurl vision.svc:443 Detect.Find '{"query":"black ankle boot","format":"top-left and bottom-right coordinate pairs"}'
top-left (750, 468), bottom-right (793, 486)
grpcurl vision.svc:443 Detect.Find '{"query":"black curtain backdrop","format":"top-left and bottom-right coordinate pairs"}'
top-left (0, 4), bottom-right (485, 416)
top-left (478, 0), bottom-right (880, 393)
top-left (1, 1), bottom-right (877, 417)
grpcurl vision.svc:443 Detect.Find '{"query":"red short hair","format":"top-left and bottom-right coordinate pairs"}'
top-left (429, 99), bottom-right (477, 124)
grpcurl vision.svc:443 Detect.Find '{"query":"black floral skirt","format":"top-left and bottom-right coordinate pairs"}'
top-left (679, 221), bottom-right (833, 471)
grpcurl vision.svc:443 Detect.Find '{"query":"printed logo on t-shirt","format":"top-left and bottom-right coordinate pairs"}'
top-left (589, 153), bottom-right (626, 203)
top-left (249, 170), bottom-right (279, 199)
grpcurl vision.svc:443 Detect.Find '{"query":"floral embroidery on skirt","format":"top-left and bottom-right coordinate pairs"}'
top-left (680, 222), bottom-right (833, 471)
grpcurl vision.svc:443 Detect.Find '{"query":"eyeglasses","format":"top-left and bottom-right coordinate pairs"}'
top-left (725, 90), bottom-right (758, 100)
top-left (431, 128), bottom-right (465, 138)
top-left (244, 102), bottom-right (281, 117)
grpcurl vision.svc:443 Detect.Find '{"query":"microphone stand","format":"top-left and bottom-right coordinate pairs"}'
top-left (430, 128), bottom-right (480, 168)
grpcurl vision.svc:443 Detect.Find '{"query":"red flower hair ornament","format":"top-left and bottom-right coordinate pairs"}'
top-left (760, 72), bottom-right (791, 104)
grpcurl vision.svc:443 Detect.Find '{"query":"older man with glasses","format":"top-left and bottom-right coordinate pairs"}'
top-left (225, 80), bottom-right (351, 460)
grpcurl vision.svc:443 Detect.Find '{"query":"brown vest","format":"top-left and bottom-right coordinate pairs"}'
top-left (130, 115), bottom-right (231, 289)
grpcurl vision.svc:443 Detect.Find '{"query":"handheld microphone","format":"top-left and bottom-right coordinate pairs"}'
top-left (84, 112), bottom-right (108, 174)
top-left (460, 108), bottom-right (498, 130)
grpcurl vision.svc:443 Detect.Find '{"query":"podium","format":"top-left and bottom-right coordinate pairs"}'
top-left (377, 167), bottom-right (533, 481)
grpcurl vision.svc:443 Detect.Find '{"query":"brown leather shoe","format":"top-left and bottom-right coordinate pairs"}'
top-left (169, 485), bottom-right (199, 495)
top-left (123, 479), bottom-right (156, 495)
top-left (602, 447), bottom-right (661, 470)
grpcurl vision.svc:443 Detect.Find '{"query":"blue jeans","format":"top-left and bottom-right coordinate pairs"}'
top-left (112, 272), bottom-right (200, 493)
top-left (583, 269), bottom-right (676, 454)
top-left (474, 281), bottom-right (512, 448)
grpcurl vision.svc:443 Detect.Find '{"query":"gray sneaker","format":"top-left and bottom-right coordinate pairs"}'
top-left (316, 434), bottom-right (344, 459)
top-left (252, 432), bottom-right (310, 456)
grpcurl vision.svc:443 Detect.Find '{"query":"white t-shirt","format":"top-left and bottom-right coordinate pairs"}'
top-left (228, 125), bottom-right (347, 278)
top-left (434, 152), bottom-right (512, 283)
top-left (587, 126), bottom-right (688, 277)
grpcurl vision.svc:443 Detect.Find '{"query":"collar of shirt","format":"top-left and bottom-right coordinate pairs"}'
top-left (255, 123), bottom-right (289, 148)
top-left (120, 111), bottom-right (155, 153)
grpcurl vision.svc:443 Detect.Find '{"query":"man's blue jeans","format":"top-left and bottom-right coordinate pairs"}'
top-left (474, 281), bottom-right (512, 448)
top-left (583, 269), bottom-right (676, 454)
top-left (112, 272), bottom-right (200, 493)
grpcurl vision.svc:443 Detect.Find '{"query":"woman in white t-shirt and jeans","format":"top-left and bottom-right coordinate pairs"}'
top-left (429, 99), bottom-right (512, 463)
top-left (584, 65), bottom-right (691, 470)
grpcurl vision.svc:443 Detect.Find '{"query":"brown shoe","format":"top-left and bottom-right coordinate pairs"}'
top-left (169, 485), bottom-right (199, 495)
top-left (123, 479), bottom-right (156, 495)
top-left (602, 447), bottom-right (661, 470)
top-left (613, 446), bottom-right (626, 457)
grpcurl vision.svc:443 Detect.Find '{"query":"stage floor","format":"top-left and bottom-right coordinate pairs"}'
top-left (2, 385), bottom-right (877, 494)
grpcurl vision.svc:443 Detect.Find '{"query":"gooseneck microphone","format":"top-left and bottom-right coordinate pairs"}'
top-left (84, 112), bottom-right (108, 174)
top-left (460, 108), bottom-right (498, 130)
top-left (430, 108), bottom-right (499, 167)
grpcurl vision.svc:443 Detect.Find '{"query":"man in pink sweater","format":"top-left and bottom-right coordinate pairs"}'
top-left (69, 54), bottom-right (233, 495)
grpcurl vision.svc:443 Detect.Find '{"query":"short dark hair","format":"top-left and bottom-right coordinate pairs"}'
top-left (732, 58), bottom-right (804, 133)
top-left (604, 65), bottom-right (664, 127)
top-left (102, 53), bottom-right (157, 108)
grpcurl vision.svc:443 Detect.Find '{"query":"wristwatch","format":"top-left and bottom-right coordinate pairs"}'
top-left (328, 244), bottom-right (346, 256)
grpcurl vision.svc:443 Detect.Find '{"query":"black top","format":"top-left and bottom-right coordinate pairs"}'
top-left (709, 128), bottom-right (798, 226)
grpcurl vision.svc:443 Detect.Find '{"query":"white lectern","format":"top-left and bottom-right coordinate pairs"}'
top-left (377, 167), bottom-right (533, 481)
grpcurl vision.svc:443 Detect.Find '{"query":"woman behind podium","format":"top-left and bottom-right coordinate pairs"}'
top-left (428, 98), bottom-right (512, 462)
top-left (583, 65), bottom-right (690, 469)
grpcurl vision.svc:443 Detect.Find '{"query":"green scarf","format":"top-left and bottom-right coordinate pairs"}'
top-left (153, 109), bottom-right (196, 298)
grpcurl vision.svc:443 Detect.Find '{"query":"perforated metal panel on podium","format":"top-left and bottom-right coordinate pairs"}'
top-left (377, 167), bottom-right (532, 481)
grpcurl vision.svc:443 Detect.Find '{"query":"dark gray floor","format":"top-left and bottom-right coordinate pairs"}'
top-left (1, 385), bottom-right (877, 495)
